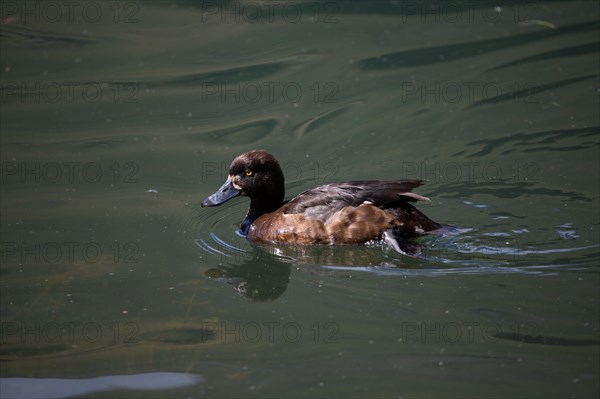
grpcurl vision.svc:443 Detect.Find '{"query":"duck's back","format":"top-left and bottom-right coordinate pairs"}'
top-left (247, 180), bottom-right (441, 245)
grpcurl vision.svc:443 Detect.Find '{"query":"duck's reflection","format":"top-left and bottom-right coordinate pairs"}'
top-left (204, 241), bottom-right (427, 301)
top-left (204, 246), bottom-right (291, 301)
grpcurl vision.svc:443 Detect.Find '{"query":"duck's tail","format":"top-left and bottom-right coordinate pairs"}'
top-left (383, 203), bottom-right (445, 256)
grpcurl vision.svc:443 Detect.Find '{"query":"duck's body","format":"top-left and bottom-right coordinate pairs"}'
top-left (201, 150), bottom-right (442, 252)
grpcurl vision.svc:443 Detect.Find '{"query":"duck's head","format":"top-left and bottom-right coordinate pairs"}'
top-left (201, 150), bottom-right (285, 214)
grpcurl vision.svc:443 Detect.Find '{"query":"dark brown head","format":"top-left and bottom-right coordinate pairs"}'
top-left (201, 150), bottom-right (285, 218)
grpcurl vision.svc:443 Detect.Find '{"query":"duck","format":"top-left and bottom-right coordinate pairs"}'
top-left (201, 150), bottom-right (442, 253)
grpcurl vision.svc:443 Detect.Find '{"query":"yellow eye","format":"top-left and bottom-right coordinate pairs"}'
top-left (245, 169), bottom-right (253, 176)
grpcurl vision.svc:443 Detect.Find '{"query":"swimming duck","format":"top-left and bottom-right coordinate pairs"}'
top-left (201, 150), bottom-right (441, 253)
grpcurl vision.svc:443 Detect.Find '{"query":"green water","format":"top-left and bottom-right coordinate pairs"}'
top-left (1, 1), bottom-right (599, 398)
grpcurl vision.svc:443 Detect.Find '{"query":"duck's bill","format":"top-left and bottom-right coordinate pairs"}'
top-left (201, 178), bottom-right (241, 207)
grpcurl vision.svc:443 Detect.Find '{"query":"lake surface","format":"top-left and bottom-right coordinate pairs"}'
top-left (1, 1), bottom-right (599, 398)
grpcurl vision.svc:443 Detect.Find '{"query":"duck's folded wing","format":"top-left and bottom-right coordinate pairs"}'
top-left (282, 179), bottom-right (429, 215)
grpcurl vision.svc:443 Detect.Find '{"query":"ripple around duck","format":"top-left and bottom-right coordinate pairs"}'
top-left (182, 201), bottom-right (253, 260)
top-left (183, 199), bottom-right (599, 280)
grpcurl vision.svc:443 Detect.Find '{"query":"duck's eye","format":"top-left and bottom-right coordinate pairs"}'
top-left (245, 169), bottom-right (253, 177)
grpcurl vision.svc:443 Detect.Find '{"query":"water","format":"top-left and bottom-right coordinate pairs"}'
top-left (1, 1), bottom-right (599, 398)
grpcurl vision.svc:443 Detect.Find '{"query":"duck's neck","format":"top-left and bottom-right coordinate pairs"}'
top-left (240, 190), bottom-right (284, 235)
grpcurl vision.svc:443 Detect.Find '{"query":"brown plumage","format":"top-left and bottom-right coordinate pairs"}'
top-left (201, 150), bottom-right (442, 252)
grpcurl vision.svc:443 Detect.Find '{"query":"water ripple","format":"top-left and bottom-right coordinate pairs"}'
top-left (463, 126), bottom-right (600, 157)
top-left (184, 197), bottom-right (598, 276)
top-left (165, 61), bottom-right (289, 86)
top-left (356, 20), bottom-right (599, 69)
top-left (488, 41), bottom-right (600, 72)
top-left (323, 264), bottom-right (561, 277)
top-left (185, 118), bottom-right (280, 146)
top-left (467, 75), bottom-right (597, 109)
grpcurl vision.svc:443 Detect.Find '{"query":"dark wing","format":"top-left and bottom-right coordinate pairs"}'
top-left (282, 180), bottom-right (430, 215)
